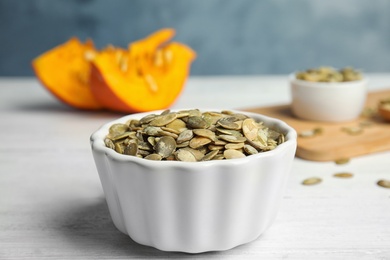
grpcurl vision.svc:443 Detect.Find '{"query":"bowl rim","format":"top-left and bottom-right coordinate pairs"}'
top-left (288, 73), bottom-right (368, 88)
top-left (90, 109), bottom-right (297, 169)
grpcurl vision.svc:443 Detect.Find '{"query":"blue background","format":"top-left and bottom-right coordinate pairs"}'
top-left (1, 0), bottom-right (390, 76)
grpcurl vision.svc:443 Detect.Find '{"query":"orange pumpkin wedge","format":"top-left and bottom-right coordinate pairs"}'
top-left (90, 28), bottom-right (196, 113)
top-left (32, 37), bottom-right (102, 110)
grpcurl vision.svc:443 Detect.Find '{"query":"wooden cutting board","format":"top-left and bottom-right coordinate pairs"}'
top-left (245, 89), bottom-right (390, 161)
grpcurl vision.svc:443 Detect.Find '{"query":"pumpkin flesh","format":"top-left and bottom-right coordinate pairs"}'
top-left (90, 29), bottom-right (196, 113)
top-left (32, 37), bottom-right (102, 109)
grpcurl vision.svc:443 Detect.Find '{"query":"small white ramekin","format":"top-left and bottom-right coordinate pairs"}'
top-left (90, 109), bottom-right (297, 253)
top-left (289, 74), bottom-right (368, 122)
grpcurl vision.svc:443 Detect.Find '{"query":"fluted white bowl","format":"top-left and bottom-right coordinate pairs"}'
top-left (289, 74), bottom-right (368, 122)
top-left (90, 109), bottom-right (297, 253)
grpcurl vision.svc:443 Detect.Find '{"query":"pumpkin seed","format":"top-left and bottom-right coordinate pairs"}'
top-left (212, 139), bottom-right (227, 145)
top-left (177, 130), bottom-right (194, 144)
top-left (278, 134), bottom-right (285, 144)
top-left (217, 117), bottom-right (241, 130)
top-left (111, 132), bottom-right (132, 141)
top-left (216, 128), bottom-right (243, 137)
top-left (127, 119), bottom-right (140, 128)
top-left (182, 148), bottom-right (205, 161)
top-left (246, 139), bottom-right (267, 151)
top-left (242, 118), bottom-right (258, 141)
top-left (187, 116), bottom-right (208, 129)
top-left (166, 119), bottom-right (187, 132)
top-left (377, 179), bottom-right (390, 188)
top-left (114, 142), bottom-right (125, 154)
top-left (299, 130), bottom-right (316, 138)
top-left (225, 142), bottom-right (245, 150)
top-left (147, 136), bottom-right (156, 146)
top-left (212, 154), bottom-right (225, 160)
top-left (298, 127), bottom-right (323, 138)
top-left (160, 109), bottom-right (170, 115)
top-left (144, 153), bottom-right (163, 161)
top-left (341, 126), bottom-right (363, 135)
top-left (335, 158), bottom-right (350, 165)
top-left (175, 110), bottom-right (190, 118)
top-left (208, 144), bottom-right (225, 151)
top-left (188, 109), bottom-right (202, 117)
top-left (166, 154), bottom-right (176, 161)
top-left (139, 114), bottom-right (157, 125)
top-left (109, 123), bottom-right (129, 135)
top-left (104, 138), bottom-right (115, 150)
top-left (302, 177), bottom-right (322, 185)
top-left (175, 149), bottom-right (197, 162)
top-left (161, 126), bottom-right (181, 135)
top-left (189, 136), bottom-right (212, 149)
top-left (257, 129), bottom-right (268, 146)
top-left (333, 172), bottom-right (353, 178)
top-left (224, 149), bottom-right (246, 159)
top-left (176, 140), bottom-right (190, 148)
top-left (144, 126), bottom-right (162, 136)
top-left (149, 113), bottom-right (177, 127)
top-left (138, 141), bottom-right (153, 151)
top-left (155, 136), bottom-right (176, 158)
top-left (201, 150), bottom-right (219, 161)
top-left (218, 135), bottom-right (246, 143)
top-left (192, 129), bottom-right (216, 141)
top-left (124, 142), bottom-right (138, 156)
top-left (158, 130), bottom-right (179, 139)
top-left (243, 144), bottom-right (258, 155)
top-left (202, 112), bottom-right (224, 126)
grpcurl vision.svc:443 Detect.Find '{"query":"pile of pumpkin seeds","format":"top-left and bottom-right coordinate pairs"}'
top-left (296, 66), bottom-right (362, 82)
top-left (104, 109), bottom-right (286, 162)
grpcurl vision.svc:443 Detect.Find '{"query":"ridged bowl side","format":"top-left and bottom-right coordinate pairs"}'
top-left (91, 110), bottom-right (297, 253)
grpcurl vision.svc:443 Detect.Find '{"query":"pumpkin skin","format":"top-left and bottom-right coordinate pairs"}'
top-left (90, 29), bottom-right (196, 113)
top-left (32, 37), bottom-right (102, 110)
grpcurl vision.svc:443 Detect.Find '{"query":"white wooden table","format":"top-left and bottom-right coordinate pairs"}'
top-left (1, 75), bottom-right (390, 259)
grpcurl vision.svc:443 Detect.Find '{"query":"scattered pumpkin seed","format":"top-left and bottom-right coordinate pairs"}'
top-left (377, 179), bottom-right (390, 188)
top-left (361, 107), bottom-right (377, 118)
top-left (299, 127), bottom-right (324, 138)
top-left (335, 158), bottom-right (350, 165)
top-left (333, 172), bottom-right (353, 178)
top-left (341, 126), bottom-right (363, 135)
top-left (302, 177), bottom-right (322, 185)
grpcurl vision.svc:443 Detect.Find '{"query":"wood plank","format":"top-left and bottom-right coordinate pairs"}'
top-left (245, 89), bottom-right (390, 161)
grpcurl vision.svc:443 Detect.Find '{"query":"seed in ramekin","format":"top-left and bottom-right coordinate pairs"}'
top-left (104, 109), bottom-right (286, 161)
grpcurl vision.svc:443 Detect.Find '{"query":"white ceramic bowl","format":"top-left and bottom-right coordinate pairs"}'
top-left (289, 74), bottom-right (368, 122)
top-left (90, 109), bottom-right (297, 253)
